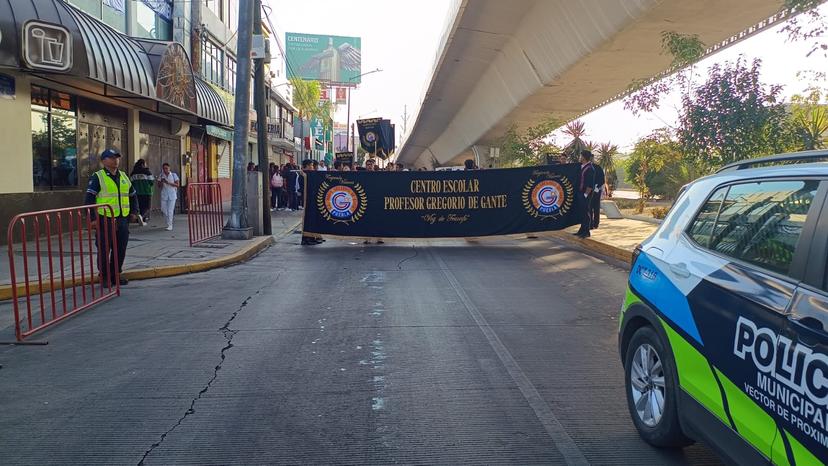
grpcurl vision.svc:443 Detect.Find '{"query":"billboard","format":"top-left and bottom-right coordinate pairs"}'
top-left (286, 33), bottom-right (362, 85)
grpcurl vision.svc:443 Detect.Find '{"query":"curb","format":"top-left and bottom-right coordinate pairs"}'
top-left (119, 235), bottom-right (275, 282)
top-left (621, 214), bottom-right (662, 225)
top-left (0, 219), bottom-right (300, 301)
top-left (547, 231), bottom-right (633, 264)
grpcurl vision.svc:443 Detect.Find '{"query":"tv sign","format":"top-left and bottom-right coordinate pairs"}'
top-left (22, 21), bottom-right (73, 72)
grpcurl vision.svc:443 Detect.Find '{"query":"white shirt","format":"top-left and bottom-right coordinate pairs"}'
top-left (158, 172), bottom-right (179, 201)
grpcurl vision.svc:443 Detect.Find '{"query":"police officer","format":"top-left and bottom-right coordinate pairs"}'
top-left (84, 149), bottom-right (138, 286)
top-left (575, 150), bottom-right (596, 238)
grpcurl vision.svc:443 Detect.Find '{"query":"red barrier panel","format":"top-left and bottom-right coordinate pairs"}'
top-left (6, 205), bottom-right (120, 341)
top-left (187, 182), bottom-right (224, 246)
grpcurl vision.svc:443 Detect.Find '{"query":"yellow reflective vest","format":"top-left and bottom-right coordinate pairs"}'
top-left (94, 169), bottom-right (131, 217)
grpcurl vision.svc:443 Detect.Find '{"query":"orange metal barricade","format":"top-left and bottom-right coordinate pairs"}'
top-left (6, 205), bottom-right (120, 341)
top-left (187, 182), bottom-right (224, 246)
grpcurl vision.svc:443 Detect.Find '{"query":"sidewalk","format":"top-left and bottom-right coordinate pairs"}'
top-left (543, 216), bottom-right (659, 263)
top-left (0, 210), bottom-right (302, 300)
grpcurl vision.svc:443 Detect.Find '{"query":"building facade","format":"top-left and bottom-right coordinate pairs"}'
top-left (0, 0), bottom-right (232, 238)
top-left (0, 0), bottom-right (302, 238)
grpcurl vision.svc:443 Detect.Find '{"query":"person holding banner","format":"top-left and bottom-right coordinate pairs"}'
top-left (576, 150), bottom-right (596, 238)
top-left (591, 161), bottom-right (606, 229)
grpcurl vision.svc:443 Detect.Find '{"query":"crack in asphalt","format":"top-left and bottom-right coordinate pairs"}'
top-left (396, 246), bottom-right (418, 270)
top-left (137, 286), bottom-right (268, 465)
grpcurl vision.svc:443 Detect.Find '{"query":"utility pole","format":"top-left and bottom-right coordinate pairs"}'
top-left (222, 0), bottom-right (253, 239)
top-left (400, 104), bottom-right (409, 146)
top-left (254, 0), bottom-right (272, 235)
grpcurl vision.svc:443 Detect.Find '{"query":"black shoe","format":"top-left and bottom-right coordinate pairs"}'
top-left (572, 232), bottom-right (582, 236)
top-left (108, 277), bottom-right (128, 287)
top-left (527, 235), bottom-right (538, 239)
top-left (302, 238), bottom-right (319, 246)
top-left (376, 240), bottom-right (385, 244)
top-left (577, 233), bottom-right (590, 239)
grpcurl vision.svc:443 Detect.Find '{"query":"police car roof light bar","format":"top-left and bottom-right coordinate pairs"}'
top-left (716, 150), bottom-right (828, 173)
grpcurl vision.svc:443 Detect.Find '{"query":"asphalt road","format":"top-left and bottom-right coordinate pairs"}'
top-left (0, 234), bottom-right (722, 465)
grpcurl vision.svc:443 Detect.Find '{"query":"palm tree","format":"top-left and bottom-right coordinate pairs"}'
top-left (562, 120), bottom-right (589, 162)
top-left (290, 78), bottom-right (322, 159)
top-left (596, 143), bottom-right (619, 197)
top-left (790, 89), bottom-right (828, 150)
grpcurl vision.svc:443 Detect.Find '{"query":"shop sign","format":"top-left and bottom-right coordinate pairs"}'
top-left (22, 21), bottom-right (73, 72)
top-left (0, 74), bottom-right (15, 100)
top-left (335, 87), bottom-right (347, 104)
top-left (206, 125), bottom-right (233, 142)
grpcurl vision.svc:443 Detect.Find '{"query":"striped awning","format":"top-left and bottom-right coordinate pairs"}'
top-left (0, 0), bottom-right (230, 127)
top-left (195, 77), bottom-right (231, 127)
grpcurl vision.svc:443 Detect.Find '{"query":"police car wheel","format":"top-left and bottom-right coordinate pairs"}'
top-left (624, 326), bottom-right (692, 448)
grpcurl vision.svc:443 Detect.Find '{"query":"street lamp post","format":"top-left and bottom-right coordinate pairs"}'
top-left (347, 68), bottom-right (382, 157)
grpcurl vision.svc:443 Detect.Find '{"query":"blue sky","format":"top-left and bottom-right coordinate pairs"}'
top-left (267, 1), bottom-right (826, 153)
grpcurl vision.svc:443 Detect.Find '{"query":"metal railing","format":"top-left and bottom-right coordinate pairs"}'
top-left (187, 182), bottom-right (224, 246)
top-left (6, 205), bottom-right (120, 341)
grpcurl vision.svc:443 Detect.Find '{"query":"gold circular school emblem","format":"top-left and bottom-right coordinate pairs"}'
top-left (317, 179), bottom-right (367, 224)
top-left (522, 174), bottom-right (574, 219)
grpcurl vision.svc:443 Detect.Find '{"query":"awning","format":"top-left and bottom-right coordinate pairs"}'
top-left (196, 77), bottom-right (231, 127)
top-left (0, 0), bottom-right (230, 127)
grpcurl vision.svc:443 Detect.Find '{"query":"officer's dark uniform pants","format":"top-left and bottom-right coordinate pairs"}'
top-left (577, 193), bottom-right (593, 235)
top-left (590, 191), bottom-right (601, 229)
top-left (97, 216), bottom-right (130, 285)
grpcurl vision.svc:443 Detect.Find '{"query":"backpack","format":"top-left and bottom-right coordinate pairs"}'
top-left (271, 173), bottom-right (284, 188)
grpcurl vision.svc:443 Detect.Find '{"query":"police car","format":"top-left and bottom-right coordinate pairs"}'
top-left (619, 151), bottom-right (828, 465)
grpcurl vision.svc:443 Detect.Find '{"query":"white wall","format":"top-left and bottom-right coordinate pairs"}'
top-left (0, 72), bottom-right (34, 194)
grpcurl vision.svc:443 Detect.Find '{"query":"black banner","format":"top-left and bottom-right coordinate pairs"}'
top-left (302, 165), bottom-right (584, 238)
top-left (357, 118), bottom-right (381, 154)
top-left (377, 119), bottom-right (394, 159)
top-left (335, 152), bottom-right (353, 167)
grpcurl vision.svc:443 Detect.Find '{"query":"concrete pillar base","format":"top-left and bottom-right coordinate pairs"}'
top-left (222, 227), bottom-right (253, 240)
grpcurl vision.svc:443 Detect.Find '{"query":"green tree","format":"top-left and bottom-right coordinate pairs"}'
top-left (596, 143), bottom-right (619, 195)
top-left (789, 86), bottom-right (828, 150)
top-left (497, 117), bottom-right (560, 167)
top-left (624, 31), bottom-right (705, 115)
top-left (290, 78), bottom-right (322, 157)
top-left (561, 120), bottom-right (590, 162)
top-left (676, 58), bottom-right (796, 172)
top-left (780, 0), bottom-right (827, 58)
top-left (625, 130), bottom-right (699, 202)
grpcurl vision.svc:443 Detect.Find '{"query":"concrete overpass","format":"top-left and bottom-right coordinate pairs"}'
top-left (397, 0), bottom-right (790, 168)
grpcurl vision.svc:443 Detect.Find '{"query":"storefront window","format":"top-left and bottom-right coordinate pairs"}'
top-left (101, 1), bottom-right (127, 33)
top-left (69, 0), bottom-right (102, 17)
top-left (135, 1), bottom-right (172, 40)
top-left (68, 0), bottom-right (126, 33)
top-left (31, 86), bottom-right (78, 190)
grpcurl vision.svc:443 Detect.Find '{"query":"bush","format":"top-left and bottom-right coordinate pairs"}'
top-left (651, 207), bottom-right (669, 219)
top-left (612, 199), bottom-right (640, 210)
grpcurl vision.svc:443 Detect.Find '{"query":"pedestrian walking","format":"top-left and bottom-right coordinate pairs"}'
top-left (286, 164), bottom-right (299, 211)
top-left (591, 161), bottom-right (606, 229)
top-left (271, 166), bottom-right (285, 210)
top-left (85, 149), bottom-right (137, 287)
top-left (157, 163), bottom-right (180, 231)
top-left (129, 159), bottom-right (154, 224)
top-left (575, 150), bottom-right (596, 238)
